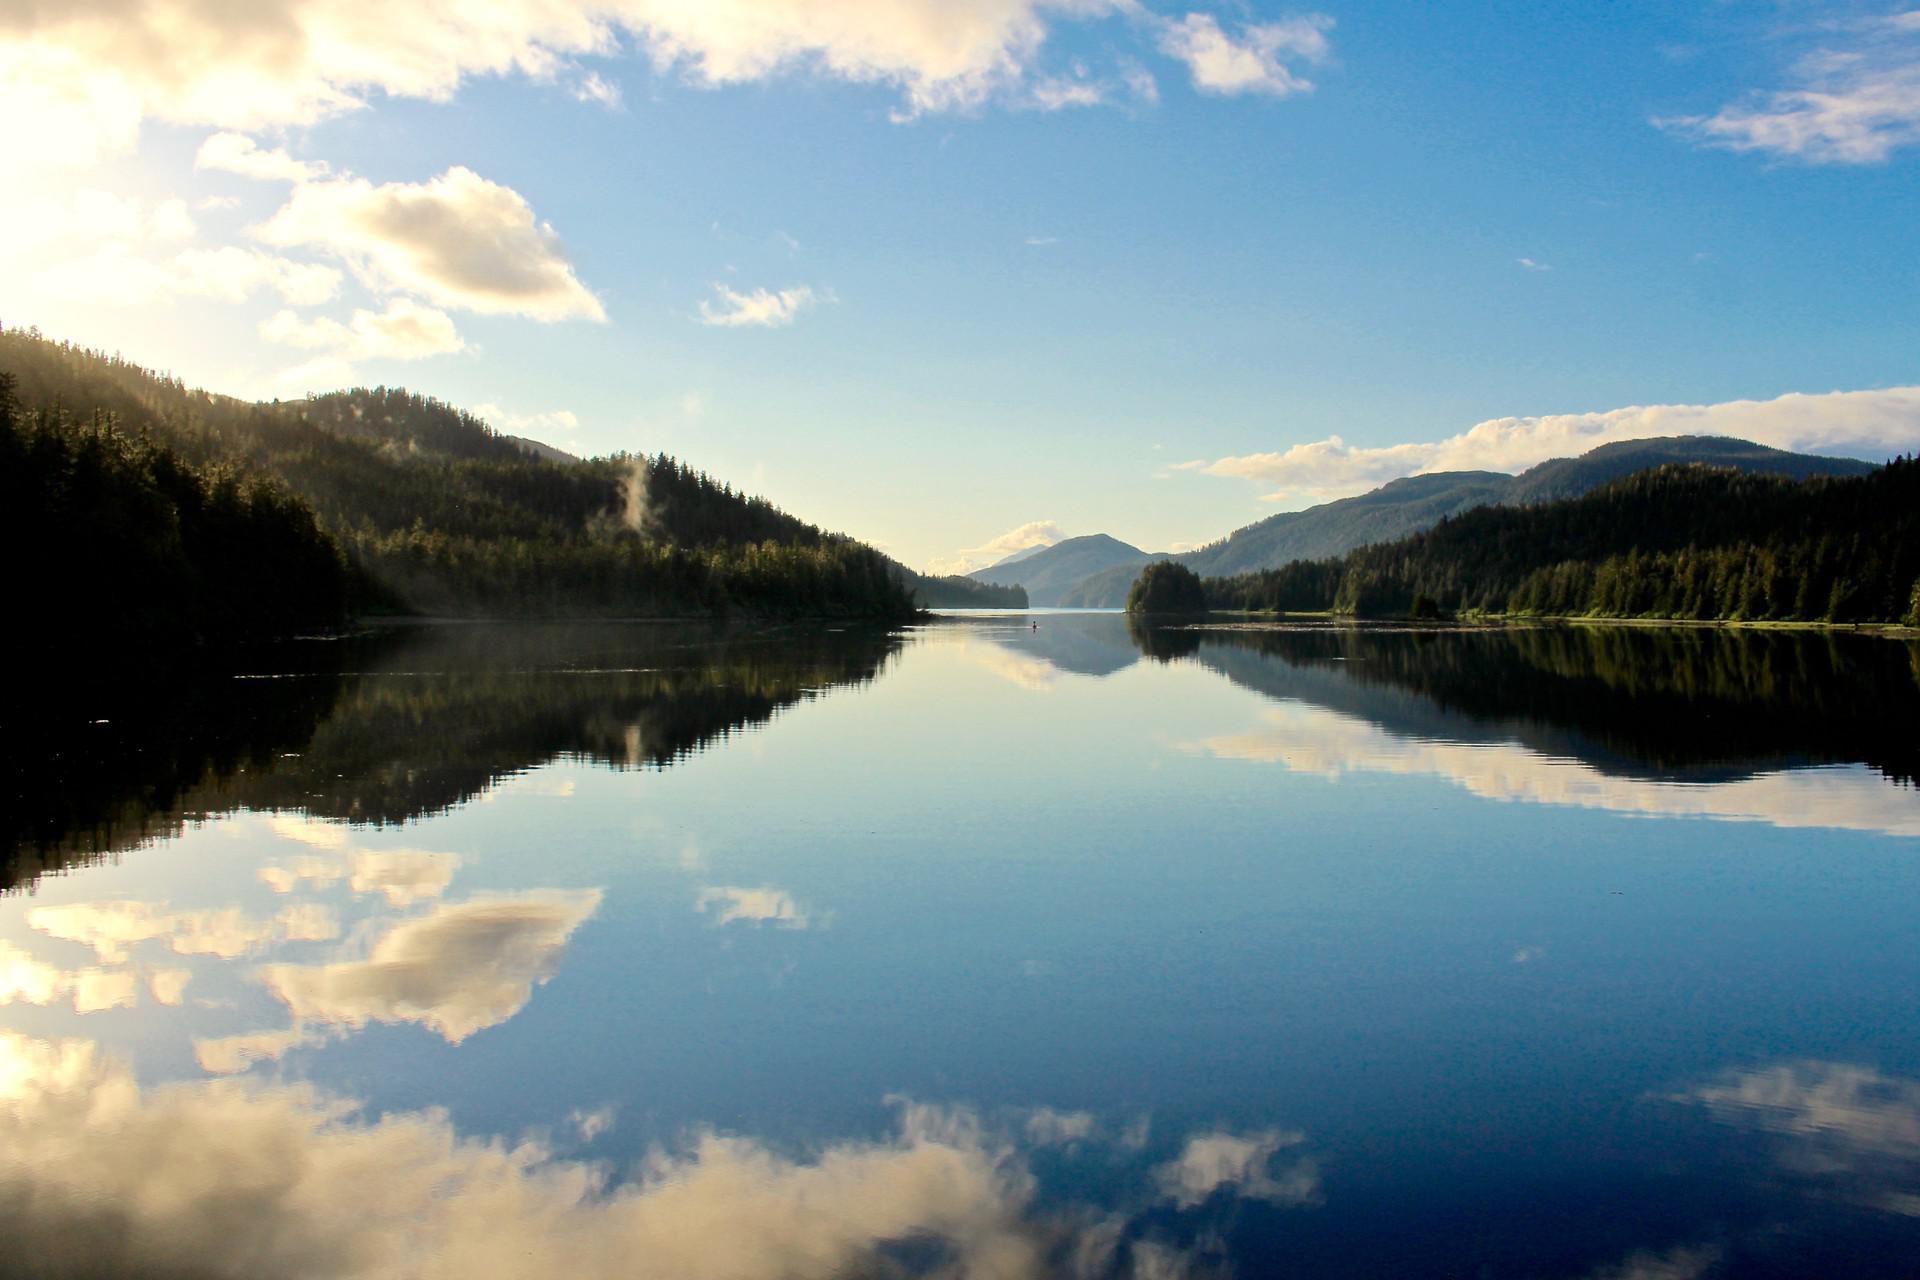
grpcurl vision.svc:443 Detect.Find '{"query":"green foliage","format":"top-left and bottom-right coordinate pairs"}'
top-left (0, 368), bottom-right (349, 674)
top-left (1907, 578), bottom-right (1920, 628)
top-left (1127, 560), bottom-right (1208, 614)
top-left (1, 327), bottom-right (915, 620)
top-left (908, 575), bottom-right (1029, 608)
top-left (1200, 461), bottom-right (1920, 624)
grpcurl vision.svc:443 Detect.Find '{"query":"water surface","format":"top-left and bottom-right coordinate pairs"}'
top-left (4, 615), bottom-right (1919, 1279)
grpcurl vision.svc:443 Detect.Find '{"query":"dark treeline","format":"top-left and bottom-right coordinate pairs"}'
top-left (1, 327), bottom-right (957, 622)
top-left (1203, 461), bottom-right (1920, 624)
top-left (0, 370), bottom-right (350, 673)
top-left (3, 621), bottom-right (902, 893)
top-left (1131, 620), bottom-right (1920, 786)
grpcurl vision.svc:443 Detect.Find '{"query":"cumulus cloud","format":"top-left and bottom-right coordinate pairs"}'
top-left (1657, 12), bottom-right (1920, 164)
top-left (262, 890), bottom-right (603, 1043)
top-left (196, 130), bottom-right (330, 182)
top-left (695, 885), bottom-right (813, 929)
top-left (698, 283), bottom-right (819, 328)
top-left (1187, 386), bottom-right (1920, 505)
top-left (0, 1032), bottom-right (1220, 1280)
top-left (0, 0), bottom-right (1305, 177)
top-left (254, 166), bottom-right (606, 322)
top-left (929, 519), bottom-right (1068, 575)
top-left (1153, 1128), bottom-right (1321, 1209)
top-left (262, 299), bottom-right (467, 363)
top-left (1156, 12), bottom-right (1332, 97)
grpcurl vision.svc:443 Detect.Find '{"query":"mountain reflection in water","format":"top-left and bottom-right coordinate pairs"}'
top-left (4, 621), bottom-right (903, 892)
top-left (3, 615), bottom-right (1920, 1278)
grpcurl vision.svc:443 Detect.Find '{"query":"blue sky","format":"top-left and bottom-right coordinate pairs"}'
top-left (4, 2), bottom-right (1917, 570)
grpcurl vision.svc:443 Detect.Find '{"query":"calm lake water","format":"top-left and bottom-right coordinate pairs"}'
top-left (5, 614), bottom-right (1920, 1279)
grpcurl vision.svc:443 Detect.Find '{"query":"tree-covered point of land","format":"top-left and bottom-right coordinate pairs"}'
top-left (1, 326), bottom-right (923, 622)
top-left (0, 370), bottom-right (350, 674)
top-left (1204, 459), bottom-right (1919, 625)
top-left (1127, 560), bottom-right (1208, 614)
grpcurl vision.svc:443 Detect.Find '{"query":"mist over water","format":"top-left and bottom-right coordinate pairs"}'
top-left (4, 615), bottom-right (1919, 1278)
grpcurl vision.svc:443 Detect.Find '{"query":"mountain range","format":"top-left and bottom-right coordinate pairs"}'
top-left (977, 436), bottom-right (1880, 607)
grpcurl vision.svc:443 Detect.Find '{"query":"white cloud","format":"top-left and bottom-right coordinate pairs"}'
top-left (28, 901), bottom-right (311, 964)
top-left (1658, 13), bottom-right (1920, 164)
top-left (150, 196), bottom-right (196, 240)
top-left (270, 816), bottom-right (351, 850)
top-left (0, 0), bottom-right (1247, 179)
top-left (1516, 256), bottom-right (1550, 272)
top-left (573, 69), bottom-right (623, 109)
top-left (1677, 1060), bottom-right (1920, 1219)
top-left (695, 885), bottom-right (813, 929)
top-left (261, 299), bottom-right (467, 362)
top-left (255, 167), bottom-right (606, 322)
top-left (1153, 1128), bottom-right (1321, 1209)
top-left (348, 850), bottom-right (461, 906)
top-left (196, 130), bottom-right (331, 182)
top-left (3, 187), bottom-right (341, 308)
top-left (1189, 385), bottom-right (1920, 505)
top-left (1156, 12), bottom-right (1332, 98)
top-left (0, 942), bottom-right (139, 1015)
top-left (1031, 74), bottom-right (1106, 110)
top-left (0, 1032), bottom-right (1208, 1280)
top-left (698, 283), bottom-right (819, 328)
top-left (260, 856), bottom-right (346, 894)
top-left (193, 1025), bottom-right (316, 1075)
top-left (471, 404), bottom-right (582, 453)
top-left (148, 968), bottom-right (193, 1006)
top-left (929, 519), bottom-right (1068, 575)
top-left (1024, 1107), bottom-right (1097, 1146)
top-left (262, 890), bottom-right (603, 1043)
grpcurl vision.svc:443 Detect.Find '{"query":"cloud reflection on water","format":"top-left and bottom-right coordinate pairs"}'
top-left (262, 890), bottom-right (603, 1044)
top-left (0, 1029), bottom-right (1307, 1280)
top-left (1191, 703), bottom-right (1920, 838)
top-left (1676, 1060), bottom-right (1920, 1217)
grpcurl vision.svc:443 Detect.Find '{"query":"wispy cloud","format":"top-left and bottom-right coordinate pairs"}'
top-left (698, 283), bottom-right (820, 329)
top-left (1516, 256), bottom-right (1551, 272)
top-left (1185, 385), bottom-right (1920, 504)
top-left (1156, 12), bottom-right (1333, 98)
top-left (1153, 1128), bottom-right (1321, 1209)
top-left (1657, 11), bottom-right (1920, 164)
top-left (695, 885), bottom-right (813, 929)
top-left (929, 519), bottom-right (1068, 575)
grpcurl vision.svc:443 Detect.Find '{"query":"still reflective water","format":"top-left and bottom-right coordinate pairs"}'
top-left (4, 614), bottom-right (1920, 1279)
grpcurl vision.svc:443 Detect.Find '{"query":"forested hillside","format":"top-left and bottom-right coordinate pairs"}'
top-left (0, 370), bottom-right (350, 674)
top-left (1203, 461), bottom-right (1920, 624)
top-left (1059, 438), bottom-right (1880, 607)
top-left (0, 327), bottom-right (993, 618)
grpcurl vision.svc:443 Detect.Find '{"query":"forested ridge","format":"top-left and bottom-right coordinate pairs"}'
top-left (1, 326), bottom-right (1014, 625)
top-left (1203, 460), bottom-right (1920, 625)
top-left (0, 369), bottom-right (351, 673)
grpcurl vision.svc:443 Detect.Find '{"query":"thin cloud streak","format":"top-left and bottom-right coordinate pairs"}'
top-left (1187, 386), bottom-right (1920, 505)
